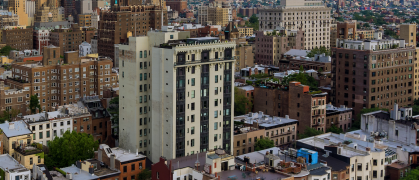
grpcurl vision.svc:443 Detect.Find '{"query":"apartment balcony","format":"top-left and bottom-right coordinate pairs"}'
top-left (312, 122), bottom-right (324, 127)
top-left (270, 130), bottom-right (293, 138)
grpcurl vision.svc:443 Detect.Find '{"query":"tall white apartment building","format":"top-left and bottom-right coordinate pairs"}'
top-left (118, 27), bottom-right (235, 162)
top-left (258, 0), bottom-right (332, 50)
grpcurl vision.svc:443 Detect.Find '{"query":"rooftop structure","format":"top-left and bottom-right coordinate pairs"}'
top-left (235, 112), bottom-right (298, 129)
top-left (0, 120), bottom-right (32, 138)
top-left (61, 159), bottom-right (120, 180)
top-left (0, 154), bottom-right (30, 177)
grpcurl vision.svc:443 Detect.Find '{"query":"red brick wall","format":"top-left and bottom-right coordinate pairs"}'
top-left (151, 157), bottom-right (172, 180)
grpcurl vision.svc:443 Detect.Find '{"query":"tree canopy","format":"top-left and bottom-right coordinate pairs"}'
top-left (29, 95), bottom-right (41, 114)
top-left (254, 137), bottom-right (274, 151)
top-left (326, 125), bottom-right (343, 134)
top-left (234, 87), bottom-right (253, 116)
top-left (45, 131), bottom-right (99, 169)
top-left (298, 127), bottom-right (324, 139)
top-left (137, 168), bottom-right (152, 180)
top-left (0, 46), bottom-right (16, 56)
top-left (281, 66), bottom-right (319, 91)
top-left (0, 109), bottom-right (20, 123)
top-left (384, 29), bottom-right (398, 39)
top-left (307, 46), bottom-right (331, 57)
top-left (401, 168), bottom-right (419, 180)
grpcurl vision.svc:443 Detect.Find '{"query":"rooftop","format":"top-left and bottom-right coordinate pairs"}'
top-left (234, 112), bottom-right (298, 128)
top-left (0, 120), bottom-right (32, 138)
top-left (326, 104), bottom-right (353, 115)
top-left (99, 144), bottom-right (147, 163)
top-left (0, 154), bottom-right (29, 173)
top-left (61, 163), bottom-right (120, 179)
top-left (284, 49), bottom-right (310, 57)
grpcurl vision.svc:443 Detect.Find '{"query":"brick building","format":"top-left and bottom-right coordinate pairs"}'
top-left (331, 38), bottom-right (415, 115)
top-left (78, 14), bottom-right (92, 27)
top-left (238, 7), bottom-right (258, 17)
top-left (2, 26), bottom-right (33, 51)
top-left (233, 126), bottom-right (265, 156)
top-left (253, 81), bottom-right (328, 134)
top-left (0, 80), bottom-right (28, 115)
top-left (95, 144), bottom-right (147, 180)
top-left (82, 27), bottom-right (96, 43)
top-left (78, 96), bottom-right (114, 146)
top-left (325, 104), bottom-right (353, 131)
top-left (98, 5), bottom-right (167, 63)
top-left (234, 112), bottom-right (298, 153)
top-left (50, 24), bottom-right (83, 55)
top-left (165, 0), bottom-right (187, 12)
top-left (197, 25), bottom-right (219, 37)
top-left (33, 28), bottom-right (50, 54)
top-left (255, 29), bottom-right (304, 65)
top-left (278, 54), bottom-right (331, 72)
top-left (151, 157), bottom-right (173, 180)
top-left (7, 46), bottom-right (118, 113)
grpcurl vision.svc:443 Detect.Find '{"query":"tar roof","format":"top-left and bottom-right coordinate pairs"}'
top-left (309, 166), bottom-right (330, 176)
top-left (0, 121), bottom-right (32, 138)
top-left (317, 152), bottom-right (348, 171)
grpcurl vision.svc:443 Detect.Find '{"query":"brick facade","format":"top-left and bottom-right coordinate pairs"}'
top-left (253, 81), bottom-right (327, 134)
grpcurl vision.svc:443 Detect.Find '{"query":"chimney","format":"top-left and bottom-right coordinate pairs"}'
top-left (76, 160), bottom-right (81, 169)
top-left (366, 147), bottom-right (371, 152)
top-left (9, 123), bottom-right (14, 130)
top-left (98, 148), bottom-right (102, 162)
top-left (89, 165), bottom-right (94, 174)
top-left (42, 173), bottom-right (47, 180)
top-left (110, 154), bottom-right (115, 170)
top-left (66, 173), bottom-right (73, 180)
top-left (36, 107), bottom-right (39, 114)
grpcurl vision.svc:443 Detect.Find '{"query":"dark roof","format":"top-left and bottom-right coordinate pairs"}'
top-left (317, 152), bottom-right (349, 171)
top-left (309, 166), bottom-right (331, 176)
top-left (306, 163), bottom-right (324, 171)
top-left (37, 164), bottom-right (53, 180)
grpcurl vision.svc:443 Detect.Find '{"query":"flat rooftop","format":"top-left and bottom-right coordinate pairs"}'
top-left (0, 120), bottom-right (32, 138)
top-left (347, 130), bottom-right (419, 153)
top-left (110, 147), bottom-right (147, 162)
top-left (0, 154), bottom-right (29, 173)
top-left (298, 133), bottom-right (373, 157)
top-left (235, 112), bottom-right (298, 128)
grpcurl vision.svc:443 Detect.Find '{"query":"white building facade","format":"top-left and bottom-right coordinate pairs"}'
top-left (258, 0), bottom-right (332, 50)
top-left (119, 28), bottom-right (235, 162)
top-left (79, 41), bottom-right (92, 57)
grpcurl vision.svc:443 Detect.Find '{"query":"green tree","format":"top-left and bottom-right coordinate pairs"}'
top-left (45, 131), bottom-right (99, 169)
top-left (29, 95), bottom-right (41, 114)
top-left (357, 24), bottom-right (361, 29)
top-left (281, 67), bottom-right (319, 91)
top-left (137, 168), bottom-right (152, 180)
top-left (254, 137), bottom-right (274, 151)
top-left (385, 29), bottom-right (398, 39)
top-left (234, 87), bottom-right (253, 116)
top-left (237, 13), bottom-right (245, 18)
top-left (249, 14), bottom-right (258, 24)
top-left (108, 97), bottom-right (119, 138)
top-left (363, 23), bottom-right (370, 28)
top-left (0, 109), bottom-right (20, 123)
top-left (335, 17), bottom-right (344, 22)
top-left (298, 127), bottom-right (324, 139)
top-left (401, 168), bottom-right (419, 180)
top-left (307, 46), bottom-right (330, 57)
top-left (326, 125), bottom-right (343, 134)
top-left (0, 46), bottom-right (16, 56)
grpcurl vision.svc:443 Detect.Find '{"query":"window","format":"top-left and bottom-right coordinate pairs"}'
top-left (214, 122), bottom-right (218, 130)
top-left (357, 163), bottom-right (362, 171)
top-left (170, 35), bottom-right (174, 39)
top-left (214, 111), bottom-right (218, 118)
top-left (123, 166), bottom-right (127, 172)
top-left (131, 164), bottom-right (135, 170)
